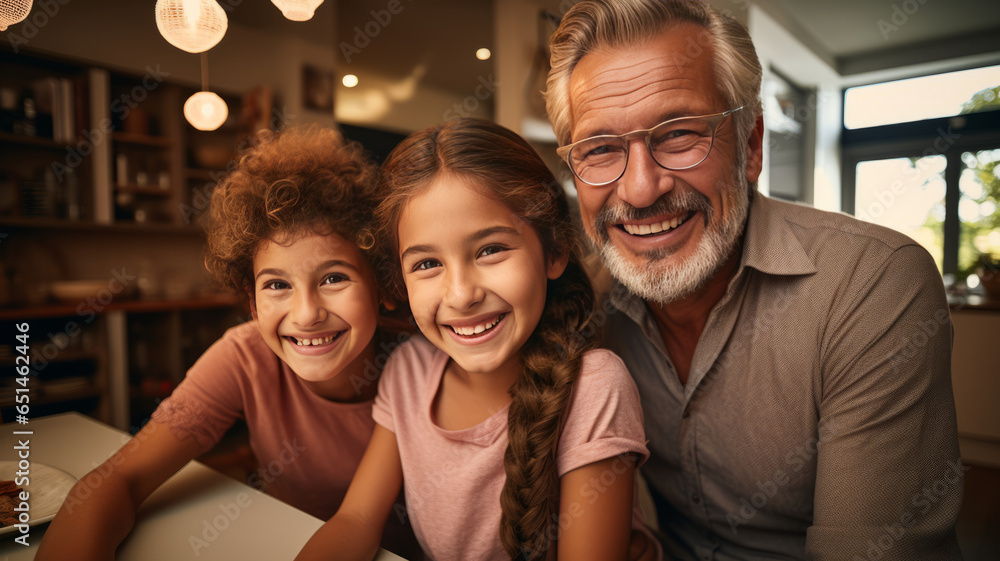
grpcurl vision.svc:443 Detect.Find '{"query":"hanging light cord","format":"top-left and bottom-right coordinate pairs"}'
top-left (201, 52), bottom-right (210, 92)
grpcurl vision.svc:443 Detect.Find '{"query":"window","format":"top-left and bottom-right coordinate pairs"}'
top-left (842, 65), bottom-right (1000, 287)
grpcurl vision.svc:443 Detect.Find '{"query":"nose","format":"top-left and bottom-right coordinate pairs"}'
top-left (617, 137), bottom-right (675, 209)
top-left (443, 266), bottom-right (485, 311)
top-left (290, 287), bottom-right (327, 326)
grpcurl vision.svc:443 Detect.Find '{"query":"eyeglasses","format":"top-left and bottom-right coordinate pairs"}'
top-left (557, 106), bottom-right (745, 186)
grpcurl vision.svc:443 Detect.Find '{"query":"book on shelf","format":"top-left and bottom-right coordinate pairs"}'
top-left (30, 77), bottom-right (76, 143)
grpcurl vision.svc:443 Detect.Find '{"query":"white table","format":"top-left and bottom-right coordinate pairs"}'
top-left (0, 413), bottom-right (404, 560)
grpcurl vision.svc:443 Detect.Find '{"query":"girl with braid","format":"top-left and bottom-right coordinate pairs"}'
top-left (296, 118), bottom-right (659, 561)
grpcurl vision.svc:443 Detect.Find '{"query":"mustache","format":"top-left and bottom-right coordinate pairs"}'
top-left (594, 189), bottom-right (713, 233)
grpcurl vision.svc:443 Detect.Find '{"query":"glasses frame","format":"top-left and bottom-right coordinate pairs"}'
top-left (557, 106), bottom-right (745, 187)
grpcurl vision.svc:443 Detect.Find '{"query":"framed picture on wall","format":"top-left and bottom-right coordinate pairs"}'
top-left (302, 65), bottom-right (334, 112)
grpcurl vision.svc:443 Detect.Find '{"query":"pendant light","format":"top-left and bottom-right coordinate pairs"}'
top-left (0, 0), bottom-right (32, 31)
top-left (184, 53), bottom-right (228, 131)
top-left (271, 0), bottom-right (324, 22)
top-left (155, 0), bottom-right (228, 54)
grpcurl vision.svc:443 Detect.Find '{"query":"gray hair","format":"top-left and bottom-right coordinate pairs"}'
top-left (545, 0), bottom-right (762, 153)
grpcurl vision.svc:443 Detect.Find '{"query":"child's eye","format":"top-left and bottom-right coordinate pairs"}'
top-left (262, 280), bottom-right (289, 291)
top-left (478, 244), bottom-right (508, 259)
top-left (411, 259), bottom-right (441, 272)
top-left (323, 273), bottom-right (349, 285)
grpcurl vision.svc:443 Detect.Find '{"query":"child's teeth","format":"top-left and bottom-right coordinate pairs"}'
top-left (453, 315), bottom-right (502, 336)
top-left (294, 334), bottom-right (336, 346)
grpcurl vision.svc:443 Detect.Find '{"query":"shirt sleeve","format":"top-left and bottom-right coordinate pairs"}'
top-left (557, 349), bottom-right (649, 476)
top-left (150, 328), bottom-right (249, 450)
top-left (372, 344), bottom-right (401, 434)
top-left (807, 244), bottom-right (963, 560)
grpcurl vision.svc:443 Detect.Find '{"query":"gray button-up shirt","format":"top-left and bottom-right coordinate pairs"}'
top-left (600, 193), bottom-right (963, 560)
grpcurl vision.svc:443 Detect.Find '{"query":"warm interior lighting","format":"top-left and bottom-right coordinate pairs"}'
top-left (342, 74), bottom-right (359, 88)
top-left (184, 91), bottom-right (228, 131)
top-left (476, 48), bottom-right (491, 61)
top-left (271, 0), bottom-right (323, 21)
top-left (155, 0), bottom-right (228, 53)
top-left (0, 0), bottom-right (32, 31)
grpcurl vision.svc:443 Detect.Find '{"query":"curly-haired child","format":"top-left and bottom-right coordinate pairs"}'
top-left (36, 126), bottom-right (417, 561)
top-left (297, 119), bottom-right (660, 561)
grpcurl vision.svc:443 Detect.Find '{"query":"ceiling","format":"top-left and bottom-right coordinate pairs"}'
top-left (227, 0), bottom-right (1000, 97)
top-left (757, 0), bottom-right (1000, 77)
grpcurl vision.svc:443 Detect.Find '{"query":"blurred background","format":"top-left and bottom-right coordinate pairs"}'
top-left (1, 1), bottom-right (999, 556)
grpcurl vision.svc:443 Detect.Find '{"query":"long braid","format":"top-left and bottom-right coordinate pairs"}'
top-left (500, 259), bottom-right (595, 560)
top-left (375, 118), bottom-right (597, 560)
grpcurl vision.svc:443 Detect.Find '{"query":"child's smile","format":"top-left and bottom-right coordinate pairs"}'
top-left (252, 231), bottom-right (380, 401)
top-left (397, 174), bottom-right (566, 383)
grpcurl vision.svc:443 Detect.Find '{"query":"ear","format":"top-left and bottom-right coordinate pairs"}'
top-left (246, 286), bottom-right (258, 320)
top-left (745, 114), bottom-right (765, 185)
top-left (546, 252), bottom-right (570, 280)
top-left (380, 294), bottom-right (397, 312)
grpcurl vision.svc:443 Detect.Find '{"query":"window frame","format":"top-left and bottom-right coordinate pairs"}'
top-left (842, 109), bottom-right (1000, 278)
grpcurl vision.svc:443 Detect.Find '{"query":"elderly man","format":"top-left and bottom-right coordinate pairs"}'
top-left (545, 1), bottom-right (963, 559)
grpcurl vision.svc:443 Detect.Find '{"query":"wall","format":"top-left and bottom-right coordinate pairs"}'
top-left (951, 309), bottom-right (1000, 468)
top-left (8, 0), bottom-right (337, 129)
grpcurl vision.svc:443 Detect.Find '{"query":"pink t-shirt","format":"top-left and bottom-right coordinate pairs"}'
top-left (152, 322), bottom-right (420, 557)
top-left (373, 335), bottom-right (652, 561)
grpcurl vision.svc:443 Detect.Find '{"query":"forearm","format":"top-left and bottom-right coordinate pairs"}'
top-left (35, 470), bottom-right (140, 561)
top-left (294, 512), bottom-right (383, 561)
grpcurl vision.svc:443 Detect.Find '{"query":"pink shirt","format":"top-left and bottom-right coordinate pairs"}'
top-left (373, 335), bottom-right (652, 561)
top-left (152, 321), bottom-right (374, 519)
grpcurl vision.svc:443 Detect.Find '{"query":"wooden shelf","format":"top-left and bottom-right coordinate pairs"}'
top-left (0, 294), bottom-right (241, 320)
top-left (185, 168), bottom-right (225, 182)
top-left (112, 131), bottom-right (173, 148)
top-left (0, 386), bottom-right (101, 409)
top-left (116, 183), bottom-right (172, 196)
top-left (0, 350), bottom-right (98, 367)
top-left (0, 131), bottom-right (70, 149)
top-left (0, 216), bottom-right (204, 235)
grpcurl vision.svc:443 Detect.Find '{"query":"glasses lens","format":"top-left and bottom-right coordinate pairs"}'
top-left (649, 117), bottom-right (716, 170)
top-left (569, 137), bottom-right (627, 185)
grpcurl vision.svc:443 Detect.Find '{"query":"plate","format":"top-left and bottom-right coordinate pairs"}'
top-left (0, 461), bottom-right (77, 536)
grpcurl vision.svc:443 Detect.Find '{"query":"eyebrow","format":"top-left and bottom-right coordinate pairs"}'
top-left (399, 225), bottom-right (522, 261)
top-left (575, 110), bottom-right (697, 140)
top-left (254, 259), bottom-right (360, 281)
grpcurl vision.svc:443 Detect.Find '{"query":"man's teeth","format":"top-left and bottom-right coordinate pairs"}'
top-left (294, 334), bottom-right (337, 346)
top-left (623, 215), bottom-right (687, 236)
top-left (451, 315), bottom-right (502, 336)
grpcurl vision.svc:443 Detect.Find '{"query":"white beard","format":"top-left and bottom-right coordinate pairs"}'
top-left (595, 163), bottom-right (750, 305)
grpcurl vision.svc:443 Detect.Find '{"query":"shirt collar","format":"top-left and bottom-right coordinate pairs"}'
top-left (740, 192), bottom-right (818, 277)
top-left (608, 193), bottom-right (817, 319)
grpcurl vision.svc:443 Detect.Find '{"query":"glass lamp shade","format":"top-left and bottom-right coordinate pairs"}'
top-left (184, 91), bottom-right (228, 131)
top-left (271, 0), bottom-right (323, 22)
top-left (0, 0), bottom-right (32, 31)
top-left (155, 0), bottom-right (228, 54)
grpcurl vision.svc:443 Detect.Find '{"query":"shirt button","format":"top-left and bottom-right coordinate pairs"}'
top-left (691, 493), bottom-right (701, 504)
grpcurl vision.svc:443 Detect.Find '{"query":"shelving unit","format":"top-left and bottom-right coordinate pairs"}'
top-left (1, 46), bottom-right (248, 430)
